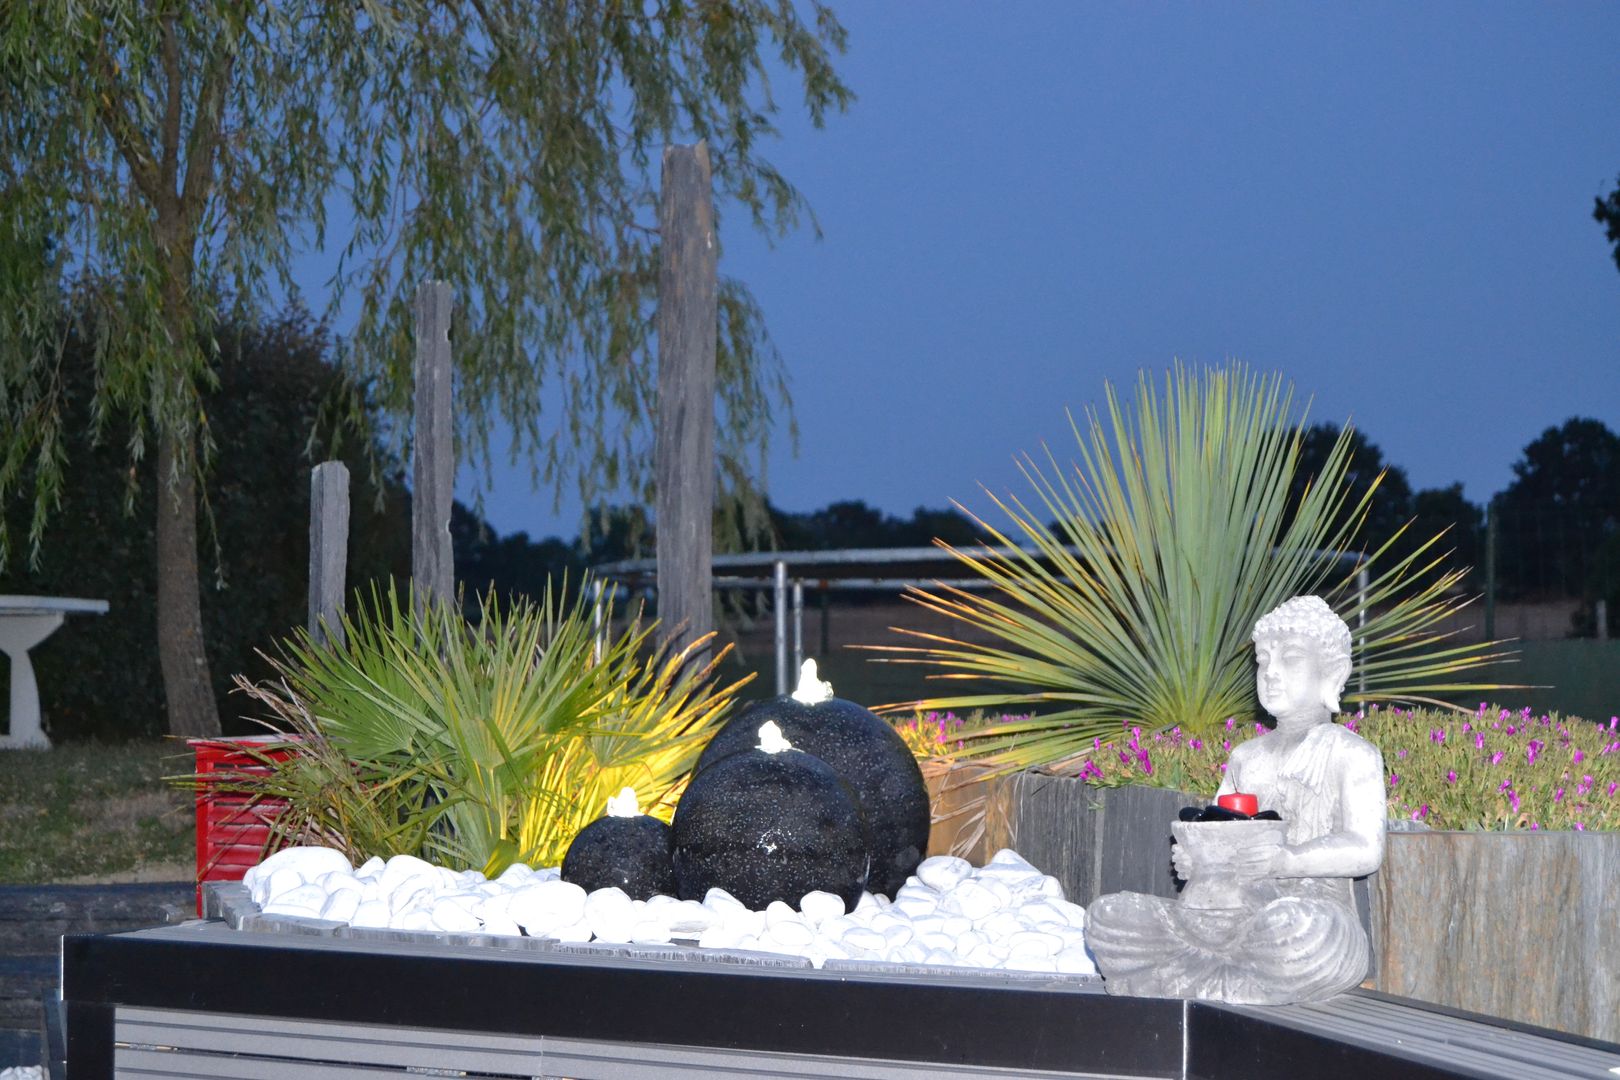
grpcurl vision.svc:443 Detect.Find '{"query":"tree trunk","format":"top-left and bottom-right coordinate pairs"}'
top-left (156, 431), bottom-right (221, 737)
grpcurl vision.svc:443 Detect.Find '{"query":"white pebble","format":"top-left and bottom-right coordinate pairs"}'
top-left (916, 855), bottom-right (973, 891)
top-left (1056, 946), bottom-right (1099, 975)
top-left (507, 880), bottom-right (587, 934)
top-left (976, 910), bottom-right (1026, 939)
top-left (1008, 930), bottom-right (1063, 958)
top-left (798, 890), bottom-right (845, 925)
top-left (704, 887), bottom-right (747, 912)
top-left (940, 880), bottom-right (1000, 921)
top-left (893, 895), bottom-right (939, 918)
top-left (430, 899), bottom-right (482, 933)
top-left (350, 899), bottom-right (390, 928)
top-left (766, 919), bottom-right (814, 948)
top-left (262, 883), bottom-right (326, 918)
top-left (355, 856), bottom-right (386, 879)
top-left (698, 923), bottom-right (746, 950)
top-left (378, 854), bottom-right (440, 895)
top-left (664, 900), bottom-right (719, 936)
top-left (480, 915), bottom-right (521, 937)
top-left (391, 909), bottom-right (433, 931)
top-left (841, 927), bottom-right (888, 955)
top-left (548, 919), bottom-right (593, 943)
top-left (320, 889), bottom-right (361, 923)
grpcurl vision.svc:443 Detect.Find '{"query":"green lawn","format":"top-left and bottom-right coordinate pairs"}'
top-left (0, 740), bottom-right (194, 883)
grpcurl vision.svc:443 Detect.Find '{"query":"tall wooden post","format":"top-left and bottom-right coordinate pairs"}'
top-left (308, 460), bottom-right (350, 646)
top-left (413, 281), bottom-right (455, 615)
top-left (656, 142), bottom-right (717, 659)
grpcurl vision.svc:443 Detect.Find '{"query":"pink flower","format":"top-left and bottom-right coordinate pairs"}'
top-left (1225, 717), bottom-right (1236, 731)
top-left (1498, 779), bottom-right (1513, 792)
top-left (1412, 805), bottom-right (1429, 821)
top-left (1189, 737), bottom-right (1205, 750)
top-left (1462, 721), bottom-right (1473, 733)
top-left (1555, 787), bottom-right (1565, 803)
top-left (1397, 749), bottom-right (1408, 759)
top-left (1475, 732), bottom-right (1486, 750)
top-left (1574, 822), bottom-right (1586, 831)
top-left (1490, 751), bottom-right (1505, 765)
top-left (1431, 728), bottom-right (1446, 744)
top-left (1446, 770), bottom-right (1458, 784)
top-left (1389, 773), bottom-right (1400, 788)
top-left (1573, 749), bottom-right (1585, 764)
top-left (1509, 792), bottom-right (1522, 813)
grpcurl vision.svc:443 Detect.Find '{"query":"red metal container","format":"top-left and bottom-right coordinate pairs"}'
top-left (190, 735), bottom-right (298, 913)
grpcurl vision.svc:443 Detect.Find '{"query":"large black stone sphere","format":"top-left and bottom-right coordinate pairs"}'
top-left (561, 814), bottom-right (676, 900)
top-left (696, 695), bottom-right (930, 897)
top-left (672, 747), bottom-right (870, 911)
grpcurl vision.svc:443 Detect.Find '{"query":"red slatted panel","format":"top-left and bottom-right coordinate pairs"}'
top-left (190, 736), bottom-right (298, 914)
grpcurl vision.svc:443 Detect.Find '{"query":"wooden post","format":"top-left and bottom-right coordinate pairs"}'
top-left (655, 142), bottom-right (717, 660)
top-left (412, 281), bottom-right (455, 615)
top-left (308, 461), bottom-right (350, 647)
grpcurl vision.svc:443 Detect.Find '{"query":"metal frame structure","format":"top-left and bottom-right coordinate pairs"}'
top-left (590, 547), bottom-right (1371, 696)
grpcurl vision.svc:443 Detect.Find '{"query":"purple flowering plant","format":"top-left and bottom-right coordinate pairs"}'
top-left (898, 704), bottom-right (1620, 831)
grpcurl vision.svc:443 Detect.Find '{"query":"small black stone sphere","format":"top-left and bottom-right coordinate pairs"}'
top-left (672, 747), bottom-right (870, 911)
top-left (696, 695), bottom-right (930, 897)
top-left (561, 814), bottom-right (676, 900)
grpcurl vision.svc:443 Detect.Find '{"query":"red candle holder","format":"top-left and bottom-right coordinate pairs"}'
top-left (1217, 792), bottom-right (1259, 816)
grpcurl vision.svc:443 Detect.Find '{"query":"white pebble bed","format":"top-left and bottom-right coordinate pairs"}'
top-left (243, 847), bottom-right (1098, 975)
top-left (0, 1068), bottom-right (42, 1080)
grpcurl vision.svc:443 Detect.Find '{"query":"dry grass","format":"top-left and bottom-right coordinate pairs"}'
top-left (0, 740), bottom-right (194, 883)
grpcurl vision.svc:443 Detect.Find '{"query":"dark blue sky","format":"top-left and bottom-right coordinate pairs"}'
top-left (447, 4), bottom-right (1620, 540)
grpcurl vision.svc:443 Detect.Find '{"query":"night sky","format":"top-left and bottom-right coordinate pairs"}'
top-left (442, 4), bottom-right (1620, 539)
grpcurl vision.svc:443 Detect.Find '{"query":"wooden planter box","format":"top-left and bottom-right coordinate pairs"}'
top-left (925, 766), bottom-right (1620, 1044)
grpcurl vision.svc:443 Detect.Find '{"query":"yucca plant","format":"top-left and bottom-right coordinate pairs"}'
top-left (194, 578), bottom-right (747, 874)
top-left (871, 363), bottom-right (1516, 772)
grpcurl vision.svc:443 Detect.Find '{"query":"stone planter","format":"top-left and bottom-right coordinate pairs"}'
top-left (1372, 829), bottom-right (1620, 1043)
top-left (925, 766), bottom-right (1620, 1043)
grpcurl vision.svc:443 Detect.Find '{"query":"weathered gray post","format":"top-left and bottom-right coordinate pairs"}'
top-left (308, 460), bottom-right (350, 646)
top-left (413, 280), bottom-right (455, 615)
top-left (655, 142), bottom-right (717, 660)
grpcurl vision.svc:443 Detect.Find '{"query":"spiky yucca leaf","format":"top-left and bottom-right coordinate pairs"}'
top-left (870, 364), bottom-right (1516, 771)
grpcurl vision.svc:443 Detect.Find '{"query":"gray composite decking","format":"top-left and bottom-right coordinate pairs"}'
top-left (59, 915), bottom-right (1620, 1080)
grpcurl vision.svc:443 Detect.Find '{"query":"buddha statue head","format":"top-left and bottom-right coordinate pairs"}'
top-left (1251, 596), bottom-right (1353, 727)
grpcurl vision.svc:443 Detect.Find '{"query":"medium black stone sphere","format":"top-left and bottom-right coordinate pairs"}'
top-left (696, 695), bottom-right (930, 897)
top-left (561, 814), bottom-right (676, 900)
top-left (672, 747), bottom-right (870, 911)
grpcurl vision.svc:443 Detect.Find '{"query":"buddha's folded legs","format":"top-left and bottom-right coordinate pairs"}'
top-left (1087, 891), bottom-right (1368, 1004)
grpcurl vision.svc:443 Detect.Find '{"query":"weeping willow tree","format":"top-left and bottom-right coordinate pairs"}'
top-left (0, 2), bottom-right (850, 737)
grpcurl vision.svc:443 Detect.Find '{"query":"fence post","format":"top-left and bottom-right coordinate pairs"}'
top-left (774, 560), bottom-right (788, 694)
top-left (655, 141), bottom-right (717, 663)
top-left (1356, 562), bottom-right (1369, 696)
top-left (308, 461), bottom-right (350, 647)
top-left (1484, 500), bottom-right (1499, 641)
top-left (792, 579), bottom-right (804, 673)
top-left (412, 280), bottom-right (455, 616)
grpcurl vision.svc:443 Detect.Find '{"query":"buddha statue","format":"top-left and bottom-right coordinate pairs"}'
top-left (1085, 595), bottom-right (1386, 1004)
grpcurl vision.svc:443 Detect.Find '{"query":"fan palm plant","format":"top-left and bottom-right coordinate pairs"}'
top-left (872, 364), bottom-right (1515, 772)
top-left (202, 579), bottom-right (747, 874)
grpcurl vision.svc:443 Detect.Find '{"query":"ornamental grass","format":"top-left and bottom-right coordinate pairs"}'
top-left (897, 705), bottom-right (1620, 832)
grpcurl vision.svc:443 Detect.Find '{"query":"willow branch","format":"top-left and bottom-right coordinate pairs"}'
top-left (90, 33), bottom-right (162, 208)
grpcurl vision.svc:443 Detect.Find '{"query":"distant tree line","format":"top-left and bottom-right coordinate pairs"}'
top-left (1286, 419), bottom-right (1619, 636)
top-left (5, 300), bottom-right (1614, 741)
